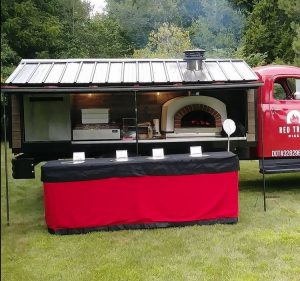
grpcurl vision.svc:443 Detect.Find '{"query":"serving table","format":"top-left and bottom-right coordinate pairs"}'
top-left (41, 152), bottom-right (239, 234)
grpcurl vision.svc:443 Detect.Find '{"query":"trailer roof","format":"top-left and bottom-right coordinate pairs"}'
top-left (5, 58), bottom-right (259, 86)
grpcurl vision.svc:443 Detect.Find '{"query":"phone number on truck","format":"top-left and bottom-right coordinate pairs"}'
top-left (272, 150), bottom-right (300, 157)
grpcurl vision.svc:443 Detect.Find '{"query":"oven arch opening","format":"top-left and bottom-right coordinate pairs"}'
top-left (181, 111), bottom-right (216, 128)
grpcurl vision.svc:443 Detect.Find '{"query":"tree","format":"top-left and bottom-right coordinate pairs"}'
top-left (189, 0), bottom-right (244, 57)
top-left (293, 28), bottom-right (300, 66)
top-left (241, 0), bottom-right (295, 64)
top-left (1, 33), bottom-right (20, 81)
top-left (81, 16), bottom-right (133, 58)
top-left (278, 0), bottom-right (300, 66)
top-left (278, 0), bottom-right (300, 18)
top-left (106, 0), bottom-right (181, 48)
top-left (106, 0), bottom-right (245, 54)
top-left (177, 0), bottom-right (206, 27)
top-left (233, 46), bottom-right (267, 67)
top-left (133, 23), bottom-right (192, 58)
top-left (52, 0), bottom-right (94, 58)
top-left (3, 0), bottom-right (62, 58)
top-left (228, 0), bottom-right (258, 14)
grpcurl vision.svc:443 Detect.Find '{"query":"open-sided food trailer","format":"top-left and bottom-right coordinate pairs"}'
top-left (2, 50), bottom-right (269, 176)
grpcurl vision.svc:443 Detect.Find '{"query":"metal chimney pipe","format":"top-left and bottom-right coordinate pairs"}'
top-left (184, 49), bottom-right (206, 71)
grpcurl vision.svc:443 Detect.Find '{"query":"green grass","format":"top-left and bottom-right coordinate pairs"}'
top-left (1, 145), bottom-right (300, 281)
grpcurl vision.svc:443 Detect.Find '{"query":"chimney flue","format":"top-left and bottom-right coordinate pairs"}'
top-left (184, 49), bottom-right (206, 71)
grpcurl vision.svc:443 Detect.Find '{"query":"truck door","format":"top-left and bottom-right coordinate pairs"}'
top-left (267, 76), bottom-right (300, 158)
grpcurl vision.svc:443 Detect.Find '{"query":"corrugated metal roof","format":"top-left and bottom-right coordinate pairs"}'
top-left (5, 58), bottom-right (259, 85)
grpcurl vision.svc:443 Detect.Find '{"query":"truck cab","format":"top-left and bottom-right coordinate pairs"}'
top-left (255, 65), bottom-right (300, 158)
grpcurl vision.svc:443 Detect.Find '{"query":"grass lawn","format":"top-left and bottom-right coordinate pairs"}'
top-left (1, 145), bottom-right (300, 281)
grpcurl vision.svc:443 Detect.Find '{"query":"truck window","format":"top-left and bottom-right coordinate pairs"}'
top-left (273, 78), bottom-right (299, 100)
top-left (274, 83), bottom-right (286, 100)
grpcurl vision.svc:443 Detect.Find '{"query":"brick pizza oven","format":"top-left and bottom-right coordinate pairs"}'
top-left (161, 96), bottom-right (227, 137)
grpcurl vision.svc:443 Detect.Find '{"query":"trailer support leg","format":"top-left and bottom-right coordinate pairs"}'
top-left (263, 172), bottom-right (266, 212)
top-left (2, 92), bottom-right (10, 226)
top-left (134, 91), bottom-right (139, 156)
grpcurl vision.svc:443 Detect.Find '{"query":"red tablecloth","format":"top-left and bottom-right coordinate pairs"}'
top-left (42, 152), bottom-right (239, 234)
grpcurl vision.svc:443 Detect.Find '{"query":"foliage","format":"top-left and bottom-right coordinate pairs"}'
top-left (106, 0), bottom-right (181, 48)
top-left (278, 0), bottom-right (300, 18)
top-left (1, 34), bottom-right (20, 82)
top-left (53, 0), bottom-right (94, 57)
top-left (241, 0), bottom-right (295, 64)
top-left (278, 0), bottom-right (300, 66)
top-left (228, 0), bottom-right (258, 14)
top-left (133, 23), bottom-right (192, 59)
top-left (81, 16), bottom-right (133, 58)
top-left (58, 15), bottom-right (133, 58)
top-left (177, 0), bottom-right (206, 27)
top-left (0, 0), bottom-right (133, 80)
top-left (233, 46), bottom-right (267, 67)
top-left (229, 0), bottom-right (299, 66)
top-left (293, 27), bottom-right (300, 66)
top-left (189, 0), bottom-right (244, 58)
top-left (106, 0), bottom-right (245, 52)
top-left (1, 0), bottom-right (299, 82)
top-left (3, 0), bottom-right (62, 58)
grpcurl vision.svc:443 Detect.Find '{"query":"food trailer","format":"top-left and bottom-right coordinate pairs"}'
top-left (3, 50), bottom-right (261, 175)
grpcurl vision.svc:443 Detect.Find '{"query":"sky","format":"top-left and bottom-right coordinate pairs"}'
top-left (87, 0), bottom-right (107, 14)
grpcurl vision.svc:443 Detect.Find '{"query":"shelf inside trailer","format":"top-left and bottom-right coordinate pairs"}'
top-left (72, 136), bottom-right (246, 144)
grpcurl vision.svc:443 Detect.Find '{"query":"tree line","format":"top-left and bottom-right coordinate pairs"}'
top-left (1, 0), bottom-right (299, 81)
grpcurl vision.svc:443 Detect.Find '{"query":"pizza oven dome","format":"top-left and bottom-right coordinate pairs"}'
top-left (161, 96), bottom-right (227, 136)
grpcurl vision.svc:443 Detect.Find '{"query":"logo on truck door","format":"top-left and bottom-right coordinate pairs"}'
top-left (278, 110), bottom-right (300, 138)
top-left (287, 110), bottom-right (300, 124)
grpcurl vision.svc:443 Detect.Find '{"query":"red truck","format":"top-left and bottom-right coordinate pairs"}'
top-left (2, 50), bottom-right (300, 179)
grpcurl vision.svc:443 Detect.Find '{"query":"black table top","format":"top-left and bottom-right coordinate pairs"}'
top-left (41, 151), bottom-right (239, 182)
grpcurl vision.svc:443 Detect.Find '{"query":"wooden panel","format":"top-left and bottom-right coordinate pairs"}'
top-left (246, 133), bottom-right (256, 142)
top-left (12, 119), bottom-right (21, 127)
top-left (12, 137), bottom-right (21, 148)
top-left (11, 94), bottom-right (22, 149)
top-left (247, 89), bottom-right (256, 137)
top-left (247, 92), bottom-right (255, 102)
